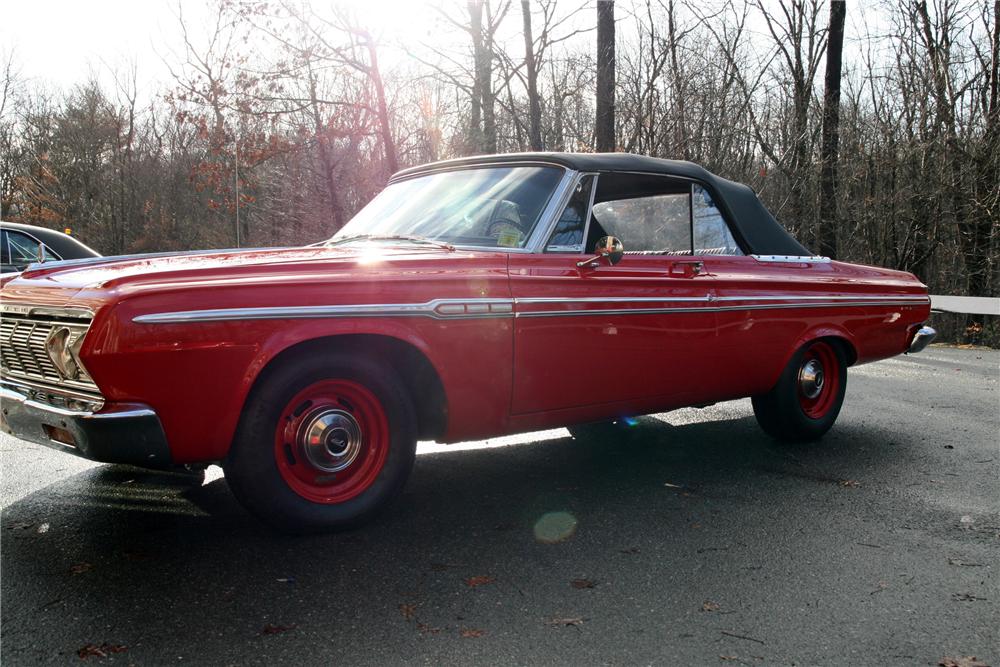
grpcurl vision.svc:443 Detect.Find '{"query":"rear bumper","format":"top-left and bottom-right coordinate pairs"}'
top-left (907, 325), bottom-right (937, 354)
top-left (0, 382), bottom-right (173, 468)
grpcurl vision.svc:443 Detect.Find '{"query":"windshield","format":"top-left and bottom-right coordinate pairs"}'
top-left (330, 166), bottom-right (564, 249)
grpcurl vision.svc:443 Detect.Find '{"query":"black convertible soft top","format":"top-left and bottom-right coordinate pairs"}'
top-left (392, 152), bottom-right (812, 256)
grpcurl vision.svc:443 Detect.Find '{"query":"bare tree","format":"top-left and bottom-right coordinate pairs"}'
top-left (521, 0), bottom-right (542, 150)
top-left (818, 0), bottom-right (845, 259)
top-left (596, 0), bottom-right (615, 151)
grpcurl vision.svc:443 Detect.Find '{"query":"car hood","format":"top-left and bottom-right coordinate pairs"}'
top-left (0, 245), bottom-right (483, 309)
top-left (9, 246), bottom-right (452, 288)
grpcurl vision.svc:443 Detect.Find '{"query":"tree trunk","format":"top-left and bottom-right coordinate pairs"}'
top-left (306, 61), bottom-right (344, 231)
top-left (818, 0), bottom-right (846, 259)
top-left (467, 1), bottom-right (485, 151)
top-left (595, 0), bottom-right (616, 152)
top-left (666, 0), bottom-right (688, 159)
top-left (521, 0), bottom-right (543, 150)
top-left (363, 31), bottom-right (399, 175)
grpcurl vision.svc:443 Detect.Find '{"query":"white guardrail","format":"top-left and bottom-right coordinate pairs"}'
top-left (930, 295), bottom-right (1000, 316)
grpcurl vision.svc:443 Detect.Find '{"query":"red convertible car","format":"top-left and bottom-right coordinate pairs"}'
top-left (0, 153), bottom-right (935, 531)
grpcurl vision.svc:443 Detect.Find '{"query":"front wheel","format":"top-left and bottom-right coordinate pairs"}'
top-left (224, 354), bottom-right (417, 533)
top-left (752, 339), bottom-right (847, 442)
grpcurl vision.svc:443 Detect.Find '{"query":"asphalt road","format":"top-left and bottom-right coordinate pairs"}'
top-left (1, 346), bottom-right (998, 666)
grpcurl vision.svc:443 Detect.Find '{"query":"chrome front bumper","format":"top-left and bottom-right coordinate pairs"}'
top-left (907, 325), bottom-right (937, 354)
top-left (0, 382), bottom-right (173, 468)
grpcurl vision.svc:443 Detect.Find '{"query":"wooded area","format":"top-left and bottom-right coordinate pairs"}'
top-left (1, 0), bottom-right (997, 310)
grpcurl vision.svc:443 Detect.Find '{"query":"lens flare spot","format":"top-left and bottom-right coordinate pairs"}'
top-left (622, 416), bottom-right (639, 427)
top-left (533, 511), bottom-right (578, 544)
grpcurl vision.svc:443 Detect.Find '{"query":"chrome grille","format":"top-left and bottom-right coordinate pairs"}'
top-left (1, 319), bottom-right (62, 381)
top-left (0, 310), bottom-right (101, 398)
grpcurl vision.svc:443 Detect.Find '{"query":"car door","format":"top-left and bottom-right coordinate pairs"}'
top-left (508, 172), bottom-right (718, 418)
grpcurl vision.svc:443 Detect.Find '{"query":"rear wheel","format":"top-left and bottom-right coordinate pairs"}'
top-left (752, 340), bottom-right (847, 442)
top-left (224, 354), bottom-right (417, 533)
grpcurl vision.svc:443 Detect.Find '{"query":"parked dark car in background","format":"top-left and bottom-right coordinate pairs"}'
top-left (0, 221), bottom-right (100, 274)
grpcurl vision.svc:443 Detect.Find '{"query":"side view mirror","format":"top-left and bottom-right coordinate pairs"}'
top-left (577, 236), bottom-right (624, 268)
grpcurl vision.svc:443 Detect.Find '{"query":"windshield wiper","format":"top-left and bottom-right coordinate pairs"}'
top-left (327, 234), bottom-right (455, 251)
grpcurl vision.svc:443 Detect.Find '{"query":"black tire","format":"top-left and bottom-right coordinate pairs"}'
top-left (224, 353), bottom-right (417, 533)
top-left (751, 339), bottom-right (847, 443)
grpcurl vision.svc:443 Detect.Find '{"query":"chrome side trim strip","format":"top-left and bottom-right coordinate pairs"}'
top-left (133, 298), bottom-right (517, 324)
top-left (516, 300), bottom-right (928, 318)
top-left (517, 296), bottom-right (711, 305)
top-left (134, 294), bottom-right (929, 324)
top-left (713, 294), bottom-right (929, 303)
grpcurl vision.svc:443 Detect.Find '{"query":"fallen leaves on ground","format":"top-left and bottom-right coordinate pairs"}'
top-left (948, 558), bottom-right (985, 567)
top-left (838, 479), bottom-right (861, 488)
top-left (77, 643), bottom-right (126, 659)
top-left (546, 617), bottom-right (585, 627)
top-left (260, 624), bottom-right (295, 636)
top-left (939, 657), bottom-right (991, 667)
top-left (399, 603), bottom-right (417, 621)
top-left (701, 601), bottom-right (720, 612)
top-left (417, 622), bottom-right (442, 635)
top-left (465, 575), bottom-right (495, 588)
top-left (721, 630), bottom-right (765, 644)
top-left (460, 628), bottom-right (485, 638)
top-left (69, 563), bottom-right (93, 575)
top-left (620, 547), bottom-right (640, 555)
top-left (570, 578), bottom-right (595, 589)
top-left (952, 593), bottom-right (987, 602)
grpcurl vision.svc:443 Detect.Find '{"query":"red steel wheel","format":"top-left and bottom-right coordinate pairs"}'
top-left (225, 353), bottom-right (417, 533)
top-left (752, 338), bottom-right (848, 442)
top-left (274, 379), bottom-right (389, 504)
top-left (796, 341), bottom-right (841, 420)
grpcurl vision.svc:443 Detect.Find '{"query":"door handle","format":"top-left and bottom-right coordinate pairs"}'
top-left (670, 260), bottom-right (704, 277)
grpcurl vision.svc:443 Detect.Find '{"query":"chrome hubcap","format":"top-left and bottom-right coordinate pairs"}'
top-left (798, 359), bottom-right (825, 399)
top-left (297, 408), bottom-right (362, 473)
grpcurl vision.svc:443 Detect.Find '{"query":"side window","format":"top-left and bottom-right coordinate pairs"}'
top-left (588, 173), bottom-right (691, 254)
top-left (0, 230), bottom-right (9, 264)
top-left (7, 231), bottom-right (58, 264)
top-left (546, 174), bottom-right (595, 252)
top-left (693, 184), bottom-right (742, 255)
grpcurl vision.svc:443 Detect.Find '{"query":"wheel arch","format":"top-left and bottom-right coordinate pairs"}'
top-left (243, 333), bottom-right (448, 443)
top-left (790, 327), bottom-right (858, 367)
top-left (763, 328), bottom-right (858, 394)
